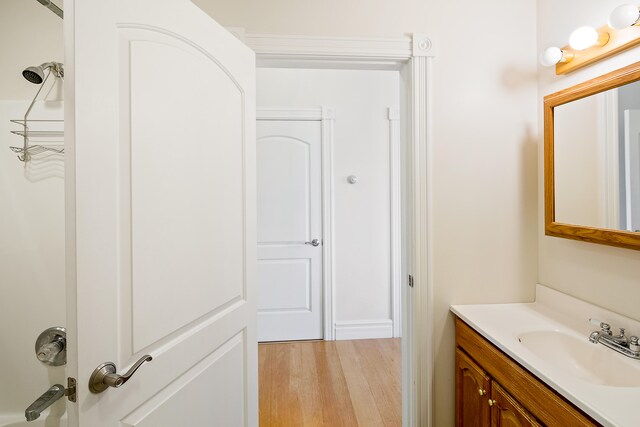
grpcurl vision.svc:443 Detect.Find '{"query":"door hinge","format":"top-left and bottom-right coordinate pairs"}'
top-left (408, 274), bottom-right (414, 288)
top-left (66, 377), bottom-right (77, 403)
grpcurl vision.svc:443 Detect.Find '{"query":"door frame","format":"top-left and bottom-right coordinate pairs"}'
top-left (256, 107), bottom-right (336, 340)
top-left (246, 33), bottom-right (435, 427)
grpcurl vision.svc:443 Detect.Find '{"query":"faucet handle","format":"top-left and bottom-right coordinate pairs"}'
top-left (601, 323), bottom-right (612, 334)
top-left (630, 336), bottom-right (640, 352)
top-left (618, 328), bottom-right (626, 336)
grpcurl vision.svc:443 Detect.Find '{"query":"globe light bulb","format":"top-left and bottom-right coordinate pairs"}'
top-left (569, 26), bottom-right (600, 50)
top-left (609, 4), bottom-right (640, 29)
top-left (540, 47), bottom-right (563, 67)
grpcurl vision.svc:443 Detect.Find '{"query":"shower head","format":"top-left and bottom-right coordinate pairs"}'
top-left (22, 62), bottom-right (64, 84)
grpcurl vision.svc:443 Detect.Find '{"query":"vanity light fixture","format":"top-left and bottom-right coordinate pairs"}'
top-left (541, 3), bottom-right (640, 75)
top-left (609, 4), bottom-right (640, 29)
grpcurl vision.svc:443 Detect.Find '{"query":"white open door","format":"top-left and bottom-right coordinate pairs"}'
top-left (65, 0), bottom-right (256, 426)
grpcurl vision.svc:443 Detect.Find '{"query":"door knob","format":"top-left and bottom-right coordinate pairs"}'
top-left (89, 355), bottom-right (152, 393)
top-left (305, 239), bottom-right (320, 247)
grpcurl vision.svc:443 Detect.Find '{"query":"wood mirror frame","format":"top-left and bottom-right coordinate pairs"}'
top-left (544, 60), bottom-right (640, 250)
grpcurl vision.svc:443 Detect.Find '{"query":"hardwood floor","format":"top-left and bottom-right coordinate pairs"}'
top-left (259, 338), bottom-right (401, 427)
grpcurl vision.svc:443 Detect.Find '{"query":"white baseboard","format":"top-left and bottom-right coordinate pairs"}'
top-left (334, 319), bottom-right (393, 340)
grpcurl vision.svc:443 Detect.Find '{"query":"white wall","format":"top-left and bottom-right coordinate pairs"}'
top-left (538, 0), bottom-right (640, 323)
top-left (196, 1), bottom-right (539, 425)
top-left (0, 1), bottom-right (65, 417)
top-left (257, 68), bottom-right (399, 338)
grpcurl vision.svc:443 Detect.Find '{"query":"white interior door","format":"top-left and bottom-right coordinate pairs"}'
top-left (65, 0), bottom-right (256, 425)
top-left (625, 109), bottom-right (640, 232)
top-left (257, 120), bottom-right (323, 342)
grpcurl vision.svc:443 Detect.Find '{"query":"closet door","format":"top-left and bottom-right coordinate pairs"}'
top-left (65, 0), bottom-right (256, 425)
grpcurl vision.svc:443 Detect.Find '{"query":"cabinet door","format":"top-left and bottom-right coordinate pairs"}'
top-left (490, 381), bottom-right (541, 427)
top-left (456, 349), bottom-right (491, 427)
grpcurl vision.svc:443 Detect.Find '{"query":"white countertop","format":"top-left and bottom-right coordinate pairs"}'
top-left (451, 285), bottom-right (640, 427)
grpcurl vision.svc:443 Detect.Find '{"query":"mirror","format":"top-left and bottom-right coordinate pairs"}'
top-left (545, 61), bottom-right (640, 250)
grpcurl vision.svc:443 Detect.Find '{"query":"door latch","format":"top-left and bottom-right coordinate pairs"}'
top-left (66, 377), bottom-right (76, 402)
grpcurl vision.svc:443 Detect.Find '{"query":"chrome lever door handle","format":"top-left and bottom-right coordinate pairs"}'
top-left (305, 239), bottom-right (320, 247)
top-left (89, 355), bottom-right (152, 393)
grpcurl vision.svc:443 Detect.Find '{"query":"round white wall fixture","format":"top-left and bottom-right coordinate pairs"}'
top-left (347, 175), bottom-right (358, 184)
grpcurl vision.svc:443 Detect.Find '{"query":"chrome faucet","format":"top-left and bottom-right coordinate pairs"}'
top-left (589, 320), bottom-right (640, 360)
top-left (25, 384), bottom-right (65, 422)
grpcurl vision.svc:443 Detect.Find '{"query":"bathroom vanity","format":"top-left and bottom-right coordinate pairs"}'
top-left (452, 285), bottom-right (640, 427)
top-left (455, 318), bottom-right (598, 426)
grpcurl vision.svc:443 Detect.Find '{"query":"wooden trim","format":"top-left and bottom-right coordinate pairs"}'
top-left (455, 318), bottom-right (600, 427)
top-left (544, 60), bottom-right (640, 250)
top-left (246, 33), bottom-right (412, 69)
top-left (334, 320), bottom-right (393, 340)
top-left (556, 25), bottom-right (640, 75)
top-left (388, 107), bottom-right (402, 338)
top-left (321, 107), bottom-right (336, 341)
top-left (409, 55), bottom-right (435, 427)
top-left (256, 107), bottom-right (322, 121)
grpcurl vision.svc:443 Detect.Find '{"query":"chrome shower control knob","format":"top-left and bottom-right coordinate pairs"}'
top-left (34, 327), bottom-right (66, 366)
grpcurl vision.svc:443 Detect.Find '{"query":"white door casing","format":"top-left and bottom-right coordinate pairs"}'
top-left (65, 0), bottom-right (256, 425)
top-left (256, 118), bottom-right (323, 342)
top-left (625, 109), bottom-right (640, 232)
top-left (250, 33), bottom-right (436, 424)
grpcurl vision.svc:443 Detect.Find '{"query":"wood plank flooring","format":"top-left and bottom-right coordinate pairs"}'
top-left (259, 338), bottom-right (401, 427)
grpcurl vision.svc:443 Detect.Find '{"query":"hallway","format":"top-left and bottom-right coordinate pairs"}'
top-left (259, 338), bottom-right (401, 426)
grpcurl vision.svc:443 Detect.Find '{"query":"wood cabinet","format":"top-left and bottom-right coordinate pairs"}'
top-left (490, 381), bottom-right (540, 427)
top-left (456, 349), bottom-right (490, 427)
top-left (455, 317), bottom-right (601, 427)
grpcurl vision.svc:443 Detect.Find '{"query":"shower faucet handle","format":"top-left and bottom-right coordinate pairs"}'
top-left (34, 327), bottom-right (66, 366)
top-left (89, 354), bottom-right (153, 393)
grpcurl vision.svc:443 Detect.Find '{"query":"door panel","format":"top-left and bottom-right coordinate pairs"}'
top-left (258, 136), bottom-right (311, 243)
top-left (257, 120), bottom-right (322, 342)
top-left (258, 259), bottom-right (311, 311)
top-left (67, 0), bottom-right (256, 425)
top-left (121, 333), bottom-right (245, 427)
top-left (128, 32), bottom-right (245, 352)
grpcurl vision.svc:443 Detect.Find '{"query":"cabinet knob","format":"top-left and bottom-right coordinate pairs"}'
top-left (478, 388), bottom-right (487, 396)
top-left (488, 399), bottom-right (496, 407)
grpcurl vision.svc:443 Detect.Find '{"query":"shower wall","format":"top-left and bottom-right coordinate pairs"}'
top-left (0, 0), bottom-right (65, 420)
top-left (0, 101), bottom-right (66, 418)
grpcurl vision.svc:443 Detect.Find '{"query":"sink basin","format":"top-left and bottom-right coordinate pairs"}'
top-left (517, 330), bottom-right (640, 387)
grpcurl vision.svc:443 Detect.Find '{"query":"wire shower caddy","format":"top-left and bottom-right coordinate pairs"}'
top-left (9, 69), bottom-right (64, 162)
